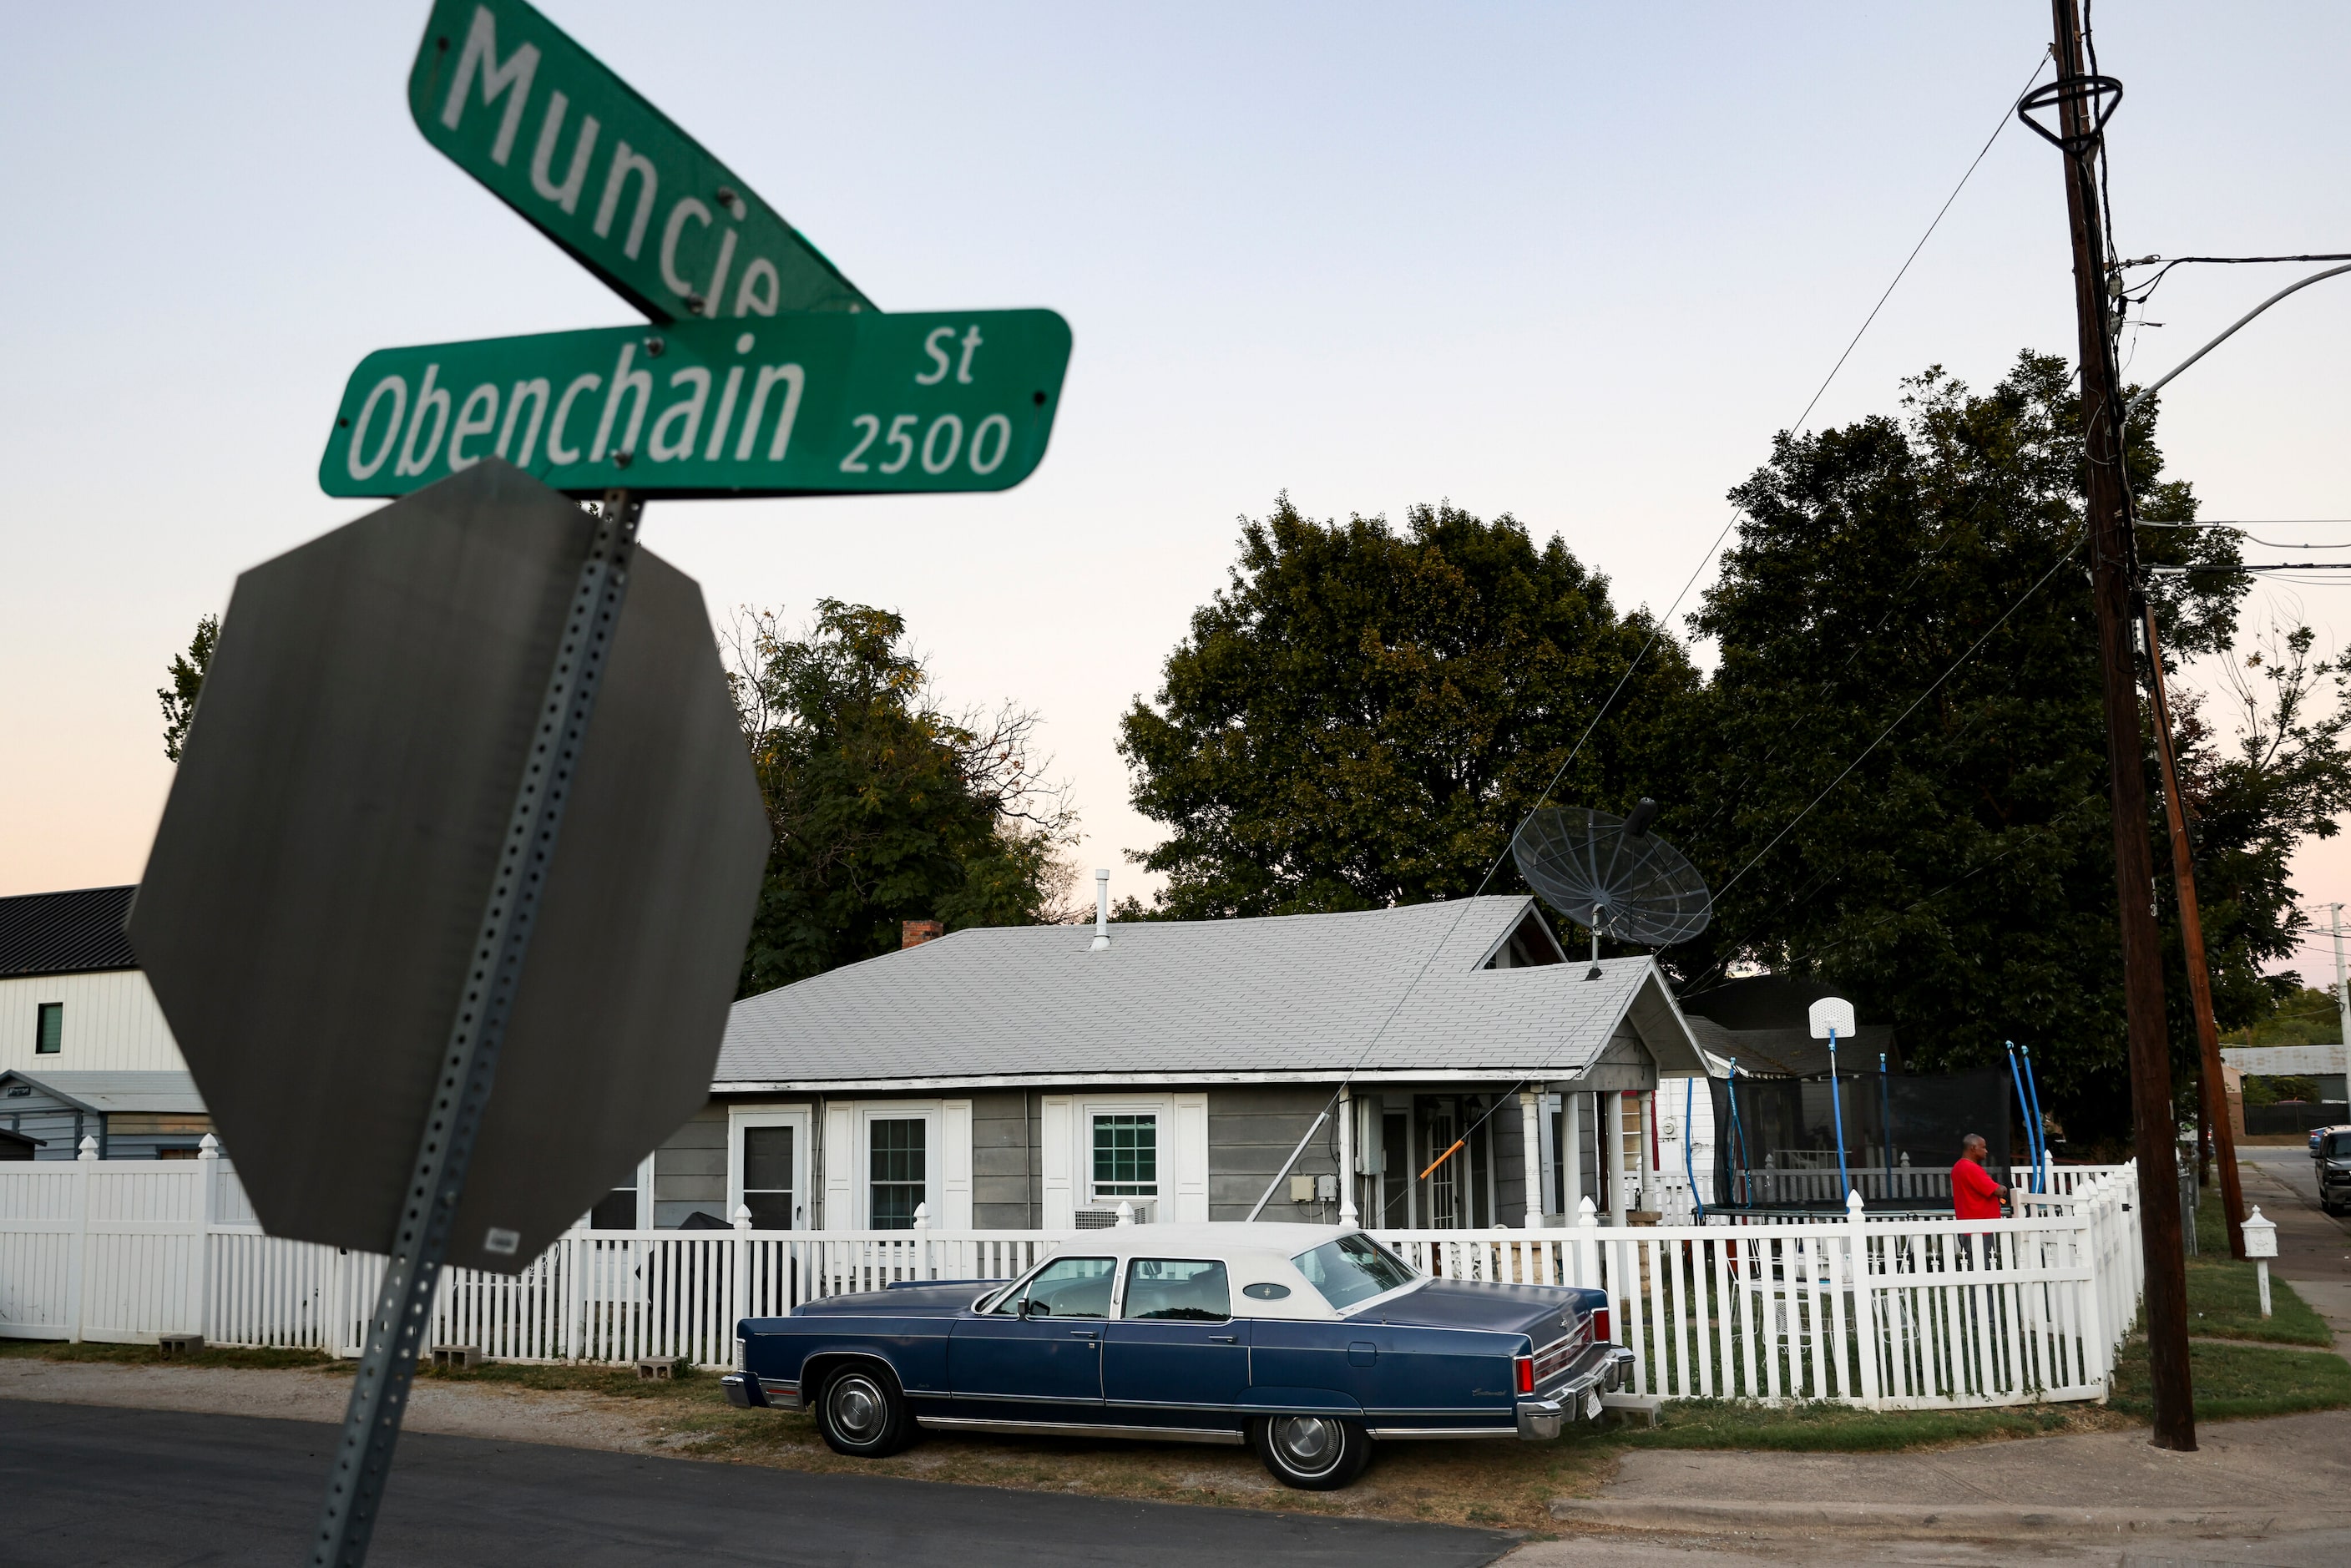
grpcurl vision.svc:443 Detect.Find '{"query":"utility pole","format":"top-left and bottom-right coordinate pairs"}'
top-left (2332, 903), bottom-right (2350, 1058)
top-left (2142, 605), bottom-right (2246, 1257)
top-left (2037, 0), bottom-right (2197, 1450)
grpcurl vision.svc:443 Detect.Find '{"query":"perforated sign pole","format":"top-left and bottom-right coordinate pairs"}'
top-left (309, 489), bottom-right (643, 1568)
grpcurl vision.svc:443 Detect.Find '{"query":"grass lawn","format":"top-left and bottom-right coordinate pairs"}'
top-left (2109, 1334), bottom-right (2351, 1421)
top-left (2184, 1185), bottom-right (2336, 1346)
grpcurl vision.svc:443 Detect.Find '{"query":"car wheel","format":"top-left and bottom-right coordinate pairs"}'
top-left (1251, 1414), bottom-right (1372, 1490)
top-left (813, 1363), bottom-right (914, 1458)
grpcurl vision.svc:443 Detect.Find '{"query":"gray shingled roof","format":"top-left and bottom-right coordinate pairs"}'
top-left (0, 886), bottom-right (138, 979)
top-left (0, 1070), bottom-right (206, 1114)
top-left (716, 896), bottom-right (1706, 1090)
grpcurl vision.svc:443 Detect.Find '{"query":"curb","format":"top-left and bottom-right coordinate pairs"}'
top-left (1548, 1498), bottom-right (2351, 1539)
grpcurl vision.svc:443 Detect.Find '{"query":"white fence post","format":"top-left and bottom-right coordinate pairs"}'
top-left (68, 1136), bottom-right (96, 1343)
top-left (1575, 1196), bottom-right (1600, 1294)
top-left (731, 1205), bottom-right (752, 1346)
top-left (190, 1135), bottom-right (220, 1339)
top-left (1846, 1188), bottom-right (1881, 1409)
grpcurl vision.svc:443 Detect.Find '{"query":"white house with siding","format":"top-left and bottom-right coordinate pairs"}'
top-left (645, 895), bottom-right (1711, 1237)
top-left (0, 886), bottom-right (210, 1157)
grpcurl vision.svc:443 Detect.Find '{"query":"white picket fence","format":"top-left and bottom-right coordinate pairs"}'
top-left (0, 1146), bottom-right (2142, 1410)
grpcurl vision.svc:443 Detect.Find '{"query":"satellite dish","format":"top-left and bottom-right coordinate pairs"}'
top-left (1509, 799), bottom-right (1713, 965)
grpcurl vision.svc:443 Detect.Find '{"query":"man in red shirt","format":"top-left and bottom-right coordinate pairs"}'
top-left (1951, 1135), bottom-right (2012, 1221)
top-left (1950, 1134), bottom-right (2013, 1267)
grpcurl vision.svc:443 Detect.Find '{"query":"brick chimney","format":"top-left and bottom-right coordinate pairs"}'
top-left (902, 919), bottom-right (944, 950)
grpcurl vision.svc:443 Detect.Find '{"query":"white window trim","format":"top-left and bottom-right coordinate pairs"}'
top-left (727, 1105), bottom-right (812, 1232)
top-left (1057, 1092), bottom-right (1208, 1224)
top-left (858, 1101), bottom-right (941, 1230)
top-left (815, 1100), bottom-right (973, 1231)
top-left (1078, 1096), bottom-right (1170, 1210)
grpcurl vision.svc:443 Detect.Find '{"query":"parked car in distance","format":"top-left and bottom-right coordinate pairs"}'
top-left (2313, 1124), bottom-right (2349, 1158)
top-left (724, 1223), bottom-right (1631, 1490)
top-left (2319, 1129), bottom-right (2351, 1216)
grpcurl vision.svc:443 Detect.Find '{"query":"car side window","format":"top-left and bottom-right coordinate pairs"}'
top-left (993, 1256), bottom-right (1115, 1319)
top-left (1122, 1258), bottom-right (1231, 1321)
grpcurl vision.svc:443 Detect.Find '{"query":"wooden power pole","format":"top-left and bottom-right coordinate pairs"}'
top-left (2040, 0), bottom-right (2197, 1449)
top-left (2143, 605), bottom-right (2248, 1259)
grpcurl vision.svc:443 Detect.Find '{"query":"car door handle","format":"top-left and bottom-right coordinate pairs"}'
top-left (1209, 1335), bottom-right (1238, 1343)
top-left (1069, 1328), bottom-right (1099, 1338)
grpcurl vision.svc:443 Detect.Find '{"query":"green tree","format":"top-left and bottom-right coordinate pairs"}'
top-left (1118, 498), bottom-right (1704, 919)
top-left (158, 614), bottom-right (217, 761)
top-left (728, 599), bottom-right (1080, 995)
top-left (1688, 350), bottom-right (2349, 1146)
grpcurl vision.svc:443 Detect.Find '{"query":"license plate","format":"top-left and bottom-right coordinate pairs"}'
top-left (1585, 1390), bottom-right (1605, 1421)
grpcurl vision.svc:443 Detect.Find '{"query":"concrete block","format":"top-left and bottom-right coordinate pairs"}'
top-left (429, 1344), bottom-right (485, 1368)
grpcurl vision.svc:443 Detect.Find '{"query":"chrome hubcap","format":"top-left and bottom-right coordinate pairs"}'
top-left (1272, 1416), bottom-right (1343, 1474)
top-left (828, 1374), bottom-right (886, 1441)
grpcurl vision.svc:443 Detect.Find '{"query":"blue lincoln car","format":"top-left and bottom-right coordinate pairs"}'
top-left (723, 1223), bottom-right (1631, 1489)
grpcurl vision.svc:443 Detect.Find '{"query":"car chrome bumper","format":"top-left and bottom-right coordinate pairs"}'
top-left (1518, 1346), bottom-right (1636, 1439)
top-left (720, 1373), bottom-right (801, 1410)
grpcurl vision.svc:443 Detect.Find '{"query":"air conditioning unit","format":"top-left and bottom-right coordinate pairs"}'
top-left (1074, 1201), bottom-right (1153, 1228)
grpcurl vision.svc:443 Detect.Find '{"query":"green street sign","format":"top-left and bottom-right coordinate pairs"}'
top-left (408, 0), bottom-right (871, 321)
top-left (319, 310), bottom-right (1071, 498)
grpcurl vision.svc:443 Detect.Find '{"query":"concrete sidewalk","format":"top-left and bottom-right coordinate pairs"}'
top-left (1549, 1408), bottom-right (2351, 1538)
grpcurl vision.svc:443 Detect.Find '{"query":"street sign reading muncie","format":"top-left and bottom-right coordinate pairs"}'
top-left (410, 0), bottom-right (870, 321)
top-left (321, 310), bottom-right (1071, 498)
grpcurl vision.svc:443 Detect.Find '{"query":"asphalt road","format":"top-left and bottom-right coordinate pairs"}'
top-left (0, 1400), bottom-right (1511, 1568)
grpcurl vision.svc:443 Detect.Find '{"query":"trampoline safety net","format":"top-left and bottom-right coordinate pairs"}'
top-left (1706, 1069), bottom-right (2013, 1214)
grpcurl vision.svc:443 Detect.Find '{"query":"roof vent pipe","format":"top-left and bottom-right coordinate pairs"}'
top-left (1091, 869), bottom-right (1111, 951)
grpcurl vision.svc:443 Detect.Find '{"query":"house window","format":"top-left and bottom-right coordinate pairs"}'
top-left (589, 1154), bottom-right (653, 1230)
top-left (742, 1125), bottom-right (796, 1230)
top-left (35, 1004), bottom-right (62, 1055)
top-left (1092, 1114), bottom-right (1157, 1199)
top-left (869, 1117), bottom-right (928, 1229)
top-left (590, 1172), bottom-right (638, 1230)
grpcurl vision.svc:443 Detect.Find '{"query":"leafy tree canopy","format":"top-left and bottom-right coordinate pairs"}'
top-left (159, 614), bottom-right (217, 762)
top-left (730, 599), bottom-right (1079, 994)
top-left (1118, 498), bottom-right (1703, 918)
top-left (1684, 351), bottom-right (2348, 1143)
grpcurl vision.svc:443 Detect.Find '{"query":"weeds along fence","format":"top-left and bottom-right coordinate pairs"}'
top-left (0, 1144), bottom-right (2142, 1409)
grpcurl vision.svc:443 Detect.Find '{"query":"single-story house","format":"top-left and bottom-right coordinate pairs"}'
top-left (640, 894), bottom-right (1711, 1233)
top-left (0, 1070), bottom-right (212, 1160)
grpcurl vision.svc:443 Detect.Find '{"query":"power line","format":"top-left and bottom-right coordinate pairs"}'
top-left (1252, 53), bottom-right (2060, 1216)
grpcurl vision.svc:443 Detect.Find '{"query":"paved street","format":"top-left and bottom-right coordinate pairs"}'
top-left (0, 1400), bottom-right (1509, 1568)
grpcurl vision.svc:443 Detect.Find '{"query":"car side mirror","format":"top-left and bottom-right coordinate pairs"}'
top-left (1016, 1295), bottom-right (1031, 1320)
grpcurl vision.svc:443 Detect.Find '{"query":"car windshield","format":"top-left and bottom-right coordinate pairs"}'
top-left (1292, 1233), bottom-right (1418, 1311)
top-left (2325, 1131), bottom-right (2351, 1159)
top-left (990, 1256), bottom-right (1115, 1318)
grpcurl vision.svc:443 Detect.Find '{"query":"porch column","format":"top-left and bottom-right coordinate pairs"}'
top-left (1646, 1090), bottom-right (1664, 1212)
top-left (1337, 1083), bottom-right (1359, 1227)
top-left (1562, 1092), bottom-right (1584, 1218)
top-left (1604, 1092), bottom-right (1626, 1223)
top-left (1519, 1088), bottom-right (1545, 1229)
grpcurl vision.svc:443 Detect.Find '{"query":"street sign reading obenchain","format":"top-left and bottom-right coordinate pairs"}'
top-left (320, 309), bottom-right (1071, 498)
top-left (411, 0), bottom-right (871, 321)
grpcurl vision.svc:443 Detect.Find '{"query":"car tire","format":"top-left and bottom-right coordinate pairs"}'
top-left (812, 1363), bottom-right (914, 1459)
top-left (1251, 1414), bottom-right (1373, 1490)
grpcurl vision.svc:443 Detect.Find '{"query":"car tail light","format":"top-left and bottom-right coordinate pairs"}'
top-left (1591, 1307), bottom-right (1611, 1343)
top-left (1514, 1354), bottom-right (1535, 1395)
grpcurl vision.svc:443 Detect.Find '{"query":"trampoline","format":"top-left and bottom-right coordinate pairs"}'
top-left (1706, 1067), bottom-right (2014, 1218)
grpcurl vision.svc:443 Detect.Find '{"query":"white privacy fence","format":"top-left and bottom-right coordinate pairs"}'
top-left (0, 1146), bottom-right (2142, 1410)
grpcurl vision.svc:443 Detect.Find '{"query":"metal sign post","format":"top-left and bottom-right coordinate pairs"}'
top-left (310, 490), bottom-right (640, 1566)
top-left (128, 2), bottom-right (1067, 1559)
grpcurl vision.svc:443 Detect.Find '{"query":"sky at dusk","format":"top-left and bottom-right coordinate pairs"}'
top-left (7, 2), bottom-right (2351, 985)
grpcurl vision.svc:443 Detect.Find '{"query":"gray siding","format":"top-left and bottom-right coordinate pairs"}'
top-left (652, 1102), bottom-right (730, 1227)
top-left (972, 1088), bottom-right (1038, 1230)
top-left (1206, 1085), bottom-right (1341, 1222)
